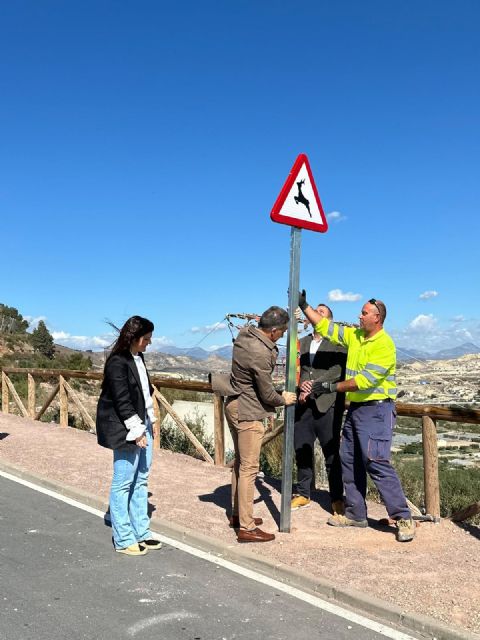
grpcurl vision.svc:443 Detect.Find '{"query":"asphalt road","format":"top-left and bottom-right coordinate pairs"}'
top-left (0, 475), bottom-right (415, 640)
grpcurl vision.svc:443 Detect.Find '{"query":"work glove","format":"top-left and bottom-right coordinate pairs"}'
top-left (311, 380), bottom-right (338, 396)
top-left (298, 289), bottom-right (309, 312)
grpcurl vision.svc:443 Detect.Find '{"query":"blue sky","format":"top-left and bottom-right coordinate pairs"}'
top-left (1, 1), bottom-right (479, 354)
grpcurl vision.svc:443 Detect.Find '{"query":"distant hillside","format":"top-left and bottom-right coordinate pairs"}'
top-left (160, 344), bottom-right (234, 361)
top-left (433, 342), bottom-right (480, 360)
top-left (397, 341), bottom-right (480, 362)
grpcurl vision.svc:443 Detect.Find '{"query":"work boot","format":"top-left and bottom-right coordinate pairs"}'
top-left (327, 514), bottom-right (368, 528)
top-left (396, 518), bottom-right (416, 542)
top-left (331, 499), bottom-right (345, 516)
top-left (291, 494), bottom-right (311, 511)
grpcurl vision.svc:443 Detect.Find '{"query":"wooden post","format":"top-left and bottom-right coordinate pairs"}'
top-left (62, 379), bottom-right (96, 431)
top-left (28, 374), bottom-right (36, 419)
top-left (422, 416), bottom-right (440, 521)
top-left (152, 394), bottom-right (161, 450)
top-left (4, 374), bottom-right (29, 417)
top-left (153, 387), bottom-right (214, 464)
top-left (2, 372), bottom-right (9, 414)
top-left (35, 384), bottom-right (60, 421)
top-left (59, 375), bottom-right (68, 427)
top-left (213, 393), bottom-right (225, 466)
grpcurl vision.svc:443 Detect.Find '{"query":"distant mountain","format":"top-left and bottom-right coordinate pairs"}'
top-left (397, 342), bottom-right (480, 362)
top-left (160, 344), bottom-right (233, 361)
top-left (160, 346), bottom-right (211, 360)
top-left (433, 342), bottom-right (480, 360)
top-left (396, 347), bottom-right (428, 362)
top-left (212, 345), bottom-right (233, 360)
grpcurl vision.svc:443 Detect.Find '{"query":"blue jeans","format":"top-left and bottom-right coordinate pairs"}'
top-left (340, 402), bottom-right (410, 521)
top-left (109, 421), bottom-right (153, 549)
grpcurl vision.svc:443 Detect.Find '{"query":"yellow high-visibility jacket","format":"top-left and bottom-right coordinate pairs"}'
top-left (314, 318), bottom-right (397, 402)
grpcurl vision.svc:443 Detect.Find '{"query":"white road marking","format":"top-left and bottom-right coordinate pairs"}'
top-left (1, 470), bottom-right (418, 640)
top-left (127, 611), bottom-right (196, 636)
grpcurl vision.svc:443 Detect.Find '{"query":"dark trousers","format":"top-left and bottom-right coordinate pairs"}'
top-left (294, 401), bottom-right (344, 501)
top-left (341, 401), bottom-right (410, 521)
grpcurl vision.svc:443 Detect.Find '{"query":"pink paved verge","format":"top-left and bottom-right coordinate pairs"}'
top-left (1, 413), bottom-right (479, 636)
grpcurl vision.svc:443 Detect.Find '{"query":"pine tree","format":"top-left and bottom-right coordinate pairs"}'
top-left (31, 320), bottom-right (55, 359)
top-left (0, 303), bottom-right (29, 334)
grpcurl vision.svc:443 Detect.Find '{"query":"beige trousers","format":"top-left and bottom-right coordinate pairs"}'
top-left (224, 398), bottom-right (264, 530)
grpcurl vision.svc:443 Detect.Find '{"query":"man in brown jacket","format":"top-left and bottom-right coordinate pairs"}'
top-left (212, 306), bottom-right (296, 543)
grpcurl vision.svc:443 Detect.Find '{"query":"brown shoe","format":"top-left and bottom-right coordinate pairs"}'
top-left (237, 527), bottom-right (275, 543)
top-left (229, 516), bottom-right (263, 528)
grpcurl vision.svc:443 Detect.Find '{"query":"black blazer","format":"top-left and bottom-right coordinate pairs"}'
top-left (96, 351), bottom-right (154, 451)
top-left (298, 334), bottom-right (347, 414)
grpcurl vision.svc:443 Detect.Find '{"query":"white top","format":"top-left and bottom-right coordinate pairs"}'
top-left (309, 336), bottom-right (323, 366)
top-left (124, 354), bottom-right (157, 441)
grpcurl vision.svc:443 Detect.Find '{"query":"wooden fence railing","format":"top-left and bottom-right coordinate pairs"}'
top-left (2, 367), bottom-right (480, 521)
top-left (1, 368), bottom-right (216, 465)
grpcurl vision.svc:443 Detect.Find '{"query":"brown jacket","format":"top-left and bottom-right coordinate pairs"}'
top-left (211, 325), bottom-right (285, 421)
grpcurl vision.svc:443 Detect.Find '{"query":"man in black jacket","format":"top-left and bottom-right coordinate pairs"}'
top-left (292, 304), bottom-right (347, 515)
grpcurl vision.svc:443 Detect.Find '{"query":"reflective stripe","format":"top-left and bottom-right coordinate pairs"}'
top-left (365, 362), bottom-right (389, 374)
top-left (355, 387), bottom-right (397, 396)
top-left (338, 325), bottom-right (345, 341)
top-left (346, 368), bottom-right (358, 377)
top-left (386, 375), bottom-right (396, 382)
top-left (359, 369), bottom-right (377, 383)
top-left (327, 321), bottom-right (334, 338)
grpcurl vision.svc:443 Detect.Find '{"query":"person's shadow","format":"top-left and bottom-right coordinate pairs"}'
top-left (199, 475), bottom-right (329, 528)
top-left (452, 520), bottom-right (480, 541)
top-left (198, 483), bottom-right (232, 520)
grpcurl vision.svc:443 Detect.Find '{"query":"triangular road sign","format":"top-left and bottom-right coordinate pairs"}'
top-left (270, 154), bottom-right (328, 233)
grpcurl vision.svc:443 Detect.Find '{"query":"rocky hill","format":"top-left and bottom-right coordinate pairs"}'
top-left (397, 352), bottom-right (480, 405)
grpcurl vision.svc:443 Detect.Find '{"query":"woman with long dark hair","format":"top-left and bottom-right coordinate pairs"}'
top-left (96, 316), bottom-right (161, 556)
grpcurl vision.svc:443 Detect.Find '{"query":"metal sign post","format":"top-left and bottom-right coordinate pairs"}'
top-left (279, 226), bottom-right (301, 532)
top-left (270, 153), bottom-right (328, 533)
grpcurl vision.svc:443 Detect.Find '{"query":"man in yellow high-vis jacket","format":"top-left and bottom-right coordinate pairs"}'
top-left (298, 291), bottom-right (415, 542)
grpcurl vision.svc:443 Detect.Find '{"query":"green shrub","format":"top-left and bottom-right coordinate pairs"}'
top-left (160, 409), bottom-right (214, 459)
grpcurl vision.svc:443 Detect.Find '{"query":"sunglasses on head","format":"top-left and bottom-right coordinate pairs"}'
top-left (369, 298), bottom-right (380, 313)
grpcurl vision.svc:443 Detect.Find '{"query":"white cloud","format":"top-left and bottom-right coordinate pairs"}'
top-left (51, 331), bottom-right (70, 340)
top-left (328, 289), bottom-right (362, 302)
top-left (452, 315), bottom-right (465, 322)
top-left (409, 314), bottom-right (437, 332)
top-left (206, 343), bottom-right (231, 351)
top-left (453, 328), bottom-right (473, 341)
top-left (49, 330), bottom-right (173, 352)
top-left (419, 290), bottom-right (438, 300)
top-left (190, 322), bottom-right (227, 334)
top-left (52, 332), bottom-right (112, 350)
top-left (393, 315), bottom-right (480, 353)
top-left (24, 315), bottom-right (47, 330)
top-left (326, 211), bottom-right (347, 223)
top-left (151, 336), bottom-right (174, 348)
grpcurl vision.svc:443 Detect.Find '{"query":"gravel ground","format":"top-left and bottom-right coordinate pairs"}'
top-left (1, 413), bottom-right (479, 635)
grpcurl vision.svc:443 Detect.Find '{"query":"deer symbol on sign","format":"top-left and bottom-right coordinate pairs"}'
top-left (294, 179), bottom-right (311, 217)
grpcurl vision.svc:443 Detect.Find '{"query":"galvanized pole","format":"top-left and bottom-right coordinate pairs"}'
top-left (279, 226), bottom-right (301, 532)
